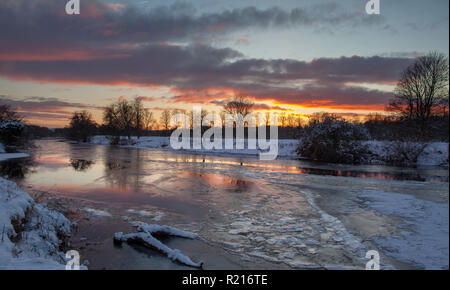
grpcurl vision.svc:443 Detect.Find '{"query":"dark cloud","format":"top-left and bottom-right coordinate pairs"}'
top-left (0, 96), bottom-right (102, 121)
top-left (0, 95), bottom-right (108, 126)
top-left (0, 43), bottom-right (413, 88)
top-left (0, 0), bottom-right (409, 110)
top-left (0, 43), bottom-right (413, 108)
top-left (0, 0), bottom-right (389, 58)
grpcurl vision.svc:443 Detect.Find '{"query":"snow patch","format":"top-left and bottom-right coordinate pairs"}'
top-left (0, 153), bottom-right (29, 161)
top-left (90, 135), bottom-right (297, 158)
top-left (126, 208), bottom-right (164, 221)
top-left (0, 177), bottom-right (72, 269)
top-left (83, 208), bottom-right (112, 218)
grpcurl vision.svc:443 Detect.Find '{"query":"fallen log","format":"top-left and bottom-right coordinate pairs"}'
top-left (114, 223), bottom-right (203, 269)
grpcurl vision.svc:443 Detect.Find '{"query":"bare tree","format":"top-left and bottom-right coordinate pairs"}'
top-left (117, 100), bottom-right (135, 139)
top-left (265, 112), bottom-right (271, 126)
top-left (0, 104), bottom-right (22, 123)
top-left (295, 115), bottom-right (303, 128)
top-left (219, 111), bottom-right (226, 128)
top-left (387, 52), bottom-right (449, 125)
top-left (160, 110), bottom-right (172, 131)
top-left (287, 114), bottom-right (296, 128)
top-left (223, 97), bottom-right (254, 118)
top-left (143, 109), bottom-right (155, 131)
top-left (187, 109), bottom-right (209, 129)
top-left (309, 112), bottom-right (335, 124)
top-left (103, 100), bottom-right (135, 139)
top-left (279, 114), bottom-right (287, 127)
top-left (132, 97), bottom-right (145, 138)
top-left (68, 111), bottom-right (97, 142)
top-left (103, 104), bottom-right (119, 133)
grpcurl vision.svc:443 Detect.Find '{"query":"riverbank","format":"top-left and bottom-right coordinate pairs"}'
top-left (0, 177), bottom-right (71, 269)
top-left (90, 136), bottom-right (449, 167)
top-left (0, 153), bottom-right (30, 162)
top-left (0, 141), bottom-right (30, 161)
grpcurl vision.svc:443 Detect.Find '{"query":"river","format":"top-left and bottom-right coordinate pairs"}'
top-left (2, 139), bottom-right (448, 269)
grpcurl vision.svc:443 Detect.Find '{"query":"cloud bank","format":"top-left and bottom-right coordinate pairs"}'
top-left (0, 0), bottom-right (412, 115)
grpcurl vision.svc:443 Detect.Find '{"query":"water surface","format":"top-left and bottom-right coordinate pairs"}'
top-left (4, 139), bottom-right (448, 269)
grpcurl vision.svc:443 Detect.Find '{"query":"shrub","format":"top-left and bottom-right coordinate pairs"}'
top-left (297, 116), bottom-right (370, 164)
top-left (381, 141), bottom-right (427, 166)
top-left (0, 119), bottom-right (25, 147)
top-left (67, 111), bottom-right (97, 142)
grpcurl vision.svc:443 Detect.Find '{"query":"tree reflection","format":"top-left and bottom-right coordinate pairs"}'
top-left (70, 158), bottom-right (94, 171)
top-left (68, 142), bottom-right (97, 172)
top-left (102, 146), bottom-right (144, 191)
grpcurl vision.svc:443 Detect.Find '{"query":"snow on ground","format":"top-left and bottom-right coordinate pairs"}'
top-left (126, 209), bottom-right (164, 221)
top-left (0, 141), bottom-right (30, 161)
top-left (91, 135), bottom-right (297, 158)
top-left (360, 189), bottom-right (449, 270)
top-left (90, 136), bottom-right (448, 166)
top-left (83, 208), bottom-right (112, 218)
top-left (0, 153), bottom-right (30, 161)
top-left (366, 141), bottom-right (448, 167)
top-left (0, 177), bottom-right (72, 269)
top-left (114, 222), bottom-right (202, 268)
top-left (417, 142), bottom-right (449, 166)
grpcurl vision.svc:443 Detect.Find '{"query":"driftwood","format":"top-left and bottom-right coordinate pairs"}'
top-left (114, 223), bottom-right (203, 268)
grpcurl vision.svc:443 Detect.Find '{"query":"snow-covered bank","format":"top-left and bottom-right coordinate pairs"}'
top-left (91, 135), bottom-right (297, 158)
top-left (0, 141), bottom-right (31, 160)
top-left (90, 136), bottom-right (448, 167)
top-left (365, 141), bottom-right (448, 167)
top-left (0, 153), bottom-right (29, 161)
top-left (0, 177), bottom-right (72, 269)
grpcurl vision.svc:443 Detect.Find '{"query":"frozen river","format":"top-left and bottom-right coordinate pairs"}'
top-left (3, 139), bottom-right (448, 269)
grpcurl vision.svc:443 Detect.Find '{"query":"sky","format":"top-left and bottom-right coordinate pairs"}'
top-left (0, 0), bottom-right (448, 128)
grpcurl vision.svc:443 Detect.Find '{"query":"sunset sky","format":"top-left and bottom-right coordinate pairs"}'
top-left (0, 0), bottom-right (448, 127)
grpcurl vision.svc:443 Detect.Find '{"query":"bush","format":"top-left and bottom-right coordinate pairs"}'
top-left (67, 111), bottom-right (97, 142)
top-left (0, 119), bottom-right (25, 147)
top-left (106, 136), bottom-right (137, 146)
top-left (297, 116), bottom-right (370, 164)
top-left (381, 141), bottom-right (427, 166)
top-left (108, 136), bottom-right (121, 145)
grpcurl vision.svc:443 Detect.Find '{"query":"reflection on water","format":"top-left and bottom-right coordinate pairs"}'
top-left (9, 138), bottom-right (445, 216)
top-left (280, 167), bottom-right (448, 182)
top-left (10, 139), bottom-right (448, 192)
top-left (183, 172), bottom-right (253, 193)
top-left (70, 159), bottom-right (94, 171)
top-left (102, 146), bottom-right (146, 191)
